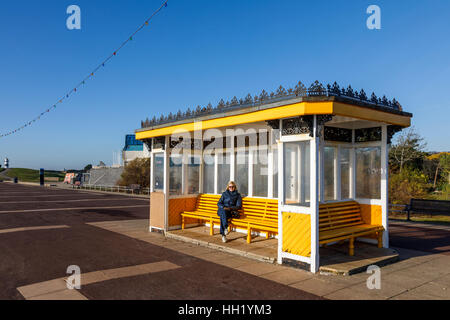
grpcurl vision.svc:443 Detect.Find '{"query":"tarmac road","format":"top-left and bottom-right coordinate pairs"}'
top-left (390, 222), bottom-right (450, 256)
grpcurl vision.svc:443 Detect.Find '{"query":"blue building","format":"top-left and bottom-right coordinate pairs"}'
top-left (122, 135), bottom-right (148, 166)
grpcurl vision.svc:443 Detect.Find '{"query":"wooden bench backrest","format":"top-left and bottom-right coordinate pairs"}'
top-left (195, 194), bottom-right (221, 212)
top-left (319, 201), bottom-right (364, 232)
top-left (241, 198), bottom-right (278, 222)
top-left (194, 194), bottom-right (278, 221)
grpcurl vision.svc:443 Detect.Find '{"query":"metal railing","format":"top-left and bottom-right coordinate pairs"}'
top-left (389, 202), bottom-right (450, 221)
top-left (389, 203), bottom-right (408, 215)
top-left (79, 184), bottom-right (150, 195)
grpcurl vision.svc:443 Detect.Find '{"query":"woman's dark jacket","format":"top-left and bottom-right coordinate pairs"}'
top-left (217, 190), bottom-right (242, 217)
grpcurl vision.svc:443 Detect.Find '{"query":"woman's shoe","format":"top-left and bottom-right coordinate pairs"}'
top-left (222, 235), bottom-right (227, 243)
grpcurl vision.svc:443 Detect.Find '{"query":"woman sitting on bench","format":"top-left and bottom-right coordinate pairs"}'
top-left (217, 181), bottom-right (242, 243)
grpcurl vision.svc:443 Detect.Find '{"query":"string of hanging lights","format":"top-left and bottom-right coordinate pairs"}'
top-left (0, 0), bottom-right (168, 138)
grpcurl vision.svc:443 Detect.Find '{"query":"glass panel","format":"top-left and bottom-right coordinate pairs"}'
top-left (340, 148), bottom-right (351, 199)
top-left (253, 149), bottom-right (268, 198)
top-left (356, 147), bottom-right (381, 199)
top-left (235, 151), bottom-right (249, 196)
top-left (283, 141), bottom-right (310, 207)
top-left (273, 147), bottom-right (278, 198)
top-left (217, 153), bottom-right (231, 194)
top-left (153, 153), bottom-right (164, 191)
top-left (203, 154), bottom-right (215, 194)
top-left (169, 155), bottom-right (182, 195)
top-left (152, 137), bottom-right (165, 150)
top-left (324, 147), bottom-right (336, 201)
top-left (187, 155), bottom-right (200, 194)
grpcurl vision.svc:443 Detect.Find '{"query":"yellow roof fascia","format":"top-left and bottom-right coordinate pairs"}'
top-left (136, 101), bottom-right (333, 140)
top-left (333, 102), bottom-right (411, 127)
top-left (136, 100), bottom-right (411, 140)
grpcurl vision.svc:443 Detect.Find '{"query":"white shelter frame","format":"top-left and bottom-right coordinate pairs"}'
top-left (148, 119), bottom-right (390, 270)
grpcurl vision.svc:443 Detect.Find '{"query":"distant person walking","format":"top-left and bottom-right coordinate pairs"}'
top-left (217, 181), bottom-right (242, 243)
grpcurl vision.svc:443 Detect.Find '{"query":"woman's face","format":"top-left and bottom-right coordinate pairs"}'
top-left (227, 184), bottom-right (236, 191)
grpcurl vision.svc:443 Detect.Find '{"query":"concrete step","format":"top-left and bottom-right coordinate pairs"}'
top-left (319, 243), bottom-right (399, 276)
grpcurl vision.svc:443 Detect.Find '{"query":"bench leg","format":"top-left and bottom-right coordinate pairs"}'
top-left (210, 219), bottom-right (214, 236)
top-left (247, 227), bottom-right (252, 244)
top-left (266, 232), bottom-right (270, 240)
top-left (377, 231), bottom-right (383, 248)
top-left (182, 216), bottom-right (185, 230)
top-left (349, 238), bottom-right (355, 256)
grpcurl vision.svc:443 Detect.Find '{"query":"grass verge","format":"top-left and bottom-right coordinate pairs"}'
top-left (390, 213), bottom-right (450, 226)
top-left (5, 168), bottom-right (65, 182)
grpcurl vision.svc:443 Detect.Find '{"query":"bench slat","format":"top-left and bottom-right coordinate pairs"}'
top-left (319, 217), bottom-right (362, 227)
top-left (320, 224), bottom-right (383, 241)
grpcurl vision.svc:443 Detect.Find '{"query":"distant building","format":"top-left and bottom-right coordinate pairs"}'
top-left (4, 158), bottom-right (9, 169)
top-left (122, 134), bottom-right (149, 166)
top-left (92, 161), bottom-right (107, 169)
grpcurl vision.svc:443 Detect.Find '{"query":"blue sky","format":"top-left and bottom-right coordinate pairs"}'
top-left (0, 0), bottom-right (449, 170)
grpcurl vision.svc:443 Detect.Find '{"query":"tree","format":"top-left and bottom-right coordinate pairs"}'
top-left (440, 153), bottom-right (450, 184)
top-left (83, 164), bottom-right (93, 172)
top-left (425, 152), bottom-right (450, 188)
top-left (117, 158), bottom-right (150, 188)
top-left (389, 127), bottom-right (427, 173)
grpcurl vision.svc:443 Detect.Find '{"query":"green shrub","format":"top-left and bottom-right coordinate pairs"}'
top-left (389, 169), bottom-right (431, 204)
top-left (117, 158), bottom-right (150, 188)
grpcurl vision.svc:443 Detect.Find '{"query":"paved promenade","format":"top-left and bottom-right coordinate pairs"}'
top-left (0, 182), bottom-right (449, 300)
top-left (0, 183), bottom-right (320, 300)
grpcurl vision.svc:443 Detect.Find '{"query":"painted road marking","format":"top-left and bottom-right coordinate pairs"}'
top-left (0, 205), bottom-right (149, 214)
top-left (0, 192), bottom-right (73, 195)
top-left (0, 225), bottom-right (70, 234)
top-left (0, 194), bottom-right (110, 199)
top-left (17, 261), bottom-right (181, 300)
top-left (0, 190), bottom-right (88, 194)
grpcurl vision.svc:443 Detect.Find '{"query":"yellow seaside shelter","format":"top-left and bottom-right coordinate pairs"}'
top-left (135, 81), bottom-right (412, 273)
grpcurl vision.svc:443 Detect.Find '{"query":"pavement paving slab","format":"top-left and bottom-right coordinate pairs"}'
top-left (235, 262), bottom-right (280, 276)
top-left (17, 279), bottom-right (68, 299)
top-left (260, 268), bottom-right (313, 285)
top-left (28, 289), bottom-right (88, 300)
top-left (389, 290), bottom-right (446, 300)
top-left (381, 271), bottom-right (436, 290)
top-left (289, 277), bottom-right (348, 297)
top-left (406, 282), bottom-right (450, 299)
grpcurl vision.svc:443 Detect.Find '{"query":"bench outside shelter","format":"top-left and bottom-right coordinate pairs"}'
top-left (406, 198), bottom-right (450, 221)
top-left (135, 81), bottom-right (413, 273)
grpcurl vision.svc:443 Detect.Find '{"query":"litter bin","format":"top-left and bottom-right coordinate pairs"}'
top-left (40, 169), bottom-right (45, 186)
top-left (13, 177), bottom-right (18, 184)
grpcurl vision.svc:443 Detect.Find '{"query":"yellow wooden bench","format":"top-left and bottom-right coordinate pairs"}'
top-left (181, 194), bottom-right (221, 236)
top-left (319, 201), bottom-right (384, 256)
top-left (181, 194), bottom-right (278, 243)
